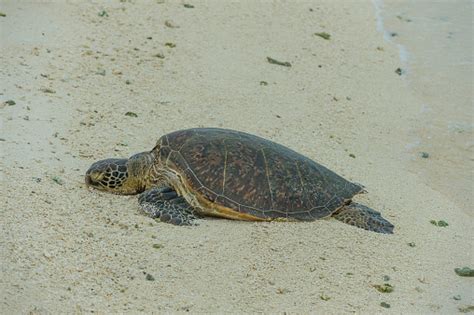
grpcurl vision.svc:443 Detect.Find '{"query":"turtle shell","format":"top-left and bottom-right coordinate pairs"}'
top-left (155, 128), bottom-right (363, 221)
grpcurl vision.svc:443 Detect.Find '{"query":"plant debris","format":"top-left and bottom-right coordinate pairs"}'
top-left (165, 42), bottom-right (176, 48)
top-left (153, 53), bottom-right (165, 59)
top-left (407, 242), bottom-right (416, 247)
top-left (320, 293), bottom-right (331, 301)
top-left (183, 3), bottom-right (194, 8)
top-left (314, 32), bottom-right (331, 40)
top-left (458, 306), bottom-right (474, 313)
top-left (395, 68), bottom-right (404, 75)
top-left (396, 15), bottom-right (412, 22)
top-left (349, 153), bottom-right (356, 158)
top-left (4, 100), bottom-right (16, 106)
top-left (373, 283), bottom-right (394, 293)
top-left (380, 302), bottom-right (391, 308)
top-left (260, 81), bottom-right (268, 86)
top-left (430, 220), bottom-right (449, 227)
top-left (453, 295), bottom-right (462, 300)
top-left (420, 152), bottom-right (429, 158)
top-left (125, 111), bottom-right (138, 117)
top-left (266, 57), bottom-right (291, 67)
top-left (52, 176), bottom-right (64, 185)
top-left (125, 79), bottom-right (131, 85)
top-left (145, 273), bottom-right (155, 281)
top-left (98, 10), bottom-right (109, 17)
top-left (165, 20), bottom-right (179, 28)
top-left (454, 267), bottom-right (474, 277)
top-left (152, 244), bottom-right (163, 249)
top-left (276, 287), bottom-right (289, 294)
top-left (40, 87), bottom-right (56, 94)
top-left (0, 12), bottom-right (6, 17)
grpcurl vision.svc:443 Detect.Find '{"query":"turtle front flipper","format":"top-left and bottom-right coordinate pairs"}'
top-left (332, 203), bottom-right (394, 234)
top-left (138, 187), bottom-right (199, 226)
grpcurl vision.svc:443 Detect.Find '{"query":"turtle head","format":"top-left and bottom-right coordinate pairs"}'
top-left (85, 151), bottom-right (154, 195)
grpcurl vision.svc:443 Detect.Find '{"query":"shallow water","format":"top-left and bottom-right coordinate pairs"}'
top-left (374, 0), bottom-right (473, 213)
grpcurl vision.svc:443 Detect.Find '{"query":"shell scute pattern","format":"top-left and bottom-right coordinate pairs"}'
top-left (155, 128), bottom-right (363, 220)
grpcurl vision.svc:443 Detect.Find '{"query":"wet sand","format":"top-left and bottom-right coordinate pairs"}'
top-left (1, 1), bottom-right (473, 313)
top-left (379, 0), bottom-right (473, 214)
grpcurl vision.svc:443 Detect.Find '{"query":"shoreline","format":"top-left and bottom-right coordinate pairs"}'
top-left (373, 0), bottom-right (473, 212)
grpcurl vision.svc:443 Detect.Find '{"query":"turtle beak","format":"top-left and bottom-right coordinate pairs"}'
top-left (85, 168), bottom-right (104, 188)
top-left (84, 173), bottom-right (97, 187)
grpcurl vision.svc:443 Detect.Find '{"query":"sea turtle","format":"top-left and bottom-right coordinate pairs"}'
top-left (85, 128), bottom-right (394, 233)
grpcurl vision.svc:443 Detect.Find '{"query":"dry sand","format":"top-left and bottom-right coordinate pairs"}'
top-left (1, 1), bottom-right (472, 314)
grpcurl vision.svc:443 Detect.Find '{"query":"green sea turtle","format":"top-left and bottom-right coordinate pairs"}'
top-left (85, 128), bottom-right (394, 233)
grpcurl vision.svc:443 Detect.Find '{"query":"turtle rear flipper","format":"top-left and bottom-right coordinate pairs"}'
top-left (332, 203), bottom-right (394, 234)
top-left (139, 187), bottom-right (199, 225)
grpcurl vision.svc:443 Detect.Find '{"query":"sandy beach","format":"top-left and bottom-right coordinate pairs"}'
top-left (1, 1), bottom-right (472, 314)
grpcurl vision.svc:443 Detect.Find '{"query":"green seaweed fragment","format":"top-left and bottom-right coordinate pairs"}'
top-left (314, 32), bottom-right (331, 40)
top-left (373, 283), bottom-right (394, 293)
top-left (430, 220), bottom-right (449, 227)
top-left (455, 267), bottom-right (474, 277)
top-left (52, 176), bottom-right (64, 185)
top-left (0, 12), bottom-right (6, 17)
top-left (320, 293), bottom-right (331, 301)
top-left (380, 302), bottom-right (391, 308)
top-left (125, 111), bottom-right (138, 117)
top-left (420, 152), bottom-right (430, 158)
top-left (266, 57), bottom-right (291, 67)
top-left (145, 273), bottom-right (155, 281)
top-left (458, 306), bottom-right (474, 313)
